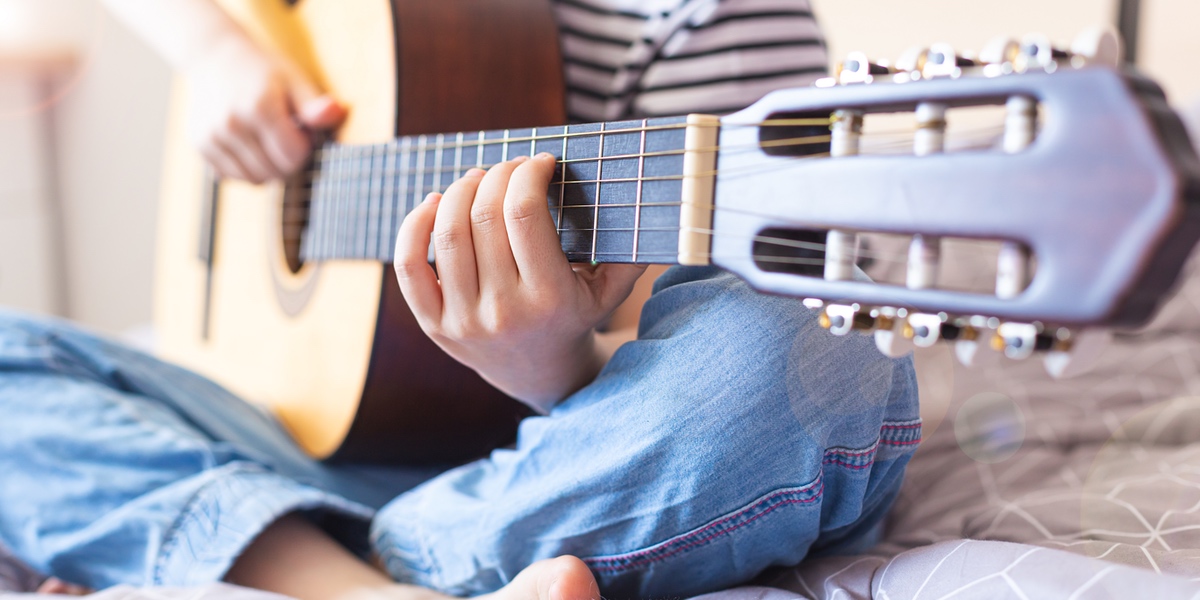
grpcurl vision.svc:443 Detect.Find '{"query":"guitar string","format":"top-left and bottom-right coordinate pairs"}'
top-left (304, 117), bottom-right (834, 163)
top-left (285, 139), bottom-right (1012, 269)
top-left (270, 123), bottom-right (1012, 265)
top-left (284, 125), bottom-right (1003, 217)
top-left (296, 122), bottom-right (1002, 187)
top-left (298, 120), bottom-right (947, 182)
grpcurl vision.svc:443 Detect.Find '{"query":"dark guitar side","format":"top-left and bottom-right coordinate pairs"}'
top-left (330, 0), bottom-right (567, 463)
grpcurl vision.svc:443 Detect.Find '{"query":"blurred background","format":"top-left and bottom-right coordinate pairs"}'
top-left (0, 0), bottom-right (1195, 340)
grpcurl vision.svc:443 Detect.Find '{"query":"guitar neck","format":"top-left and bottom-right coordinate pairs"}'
top-left (300, 115), bottom-right (720, 266)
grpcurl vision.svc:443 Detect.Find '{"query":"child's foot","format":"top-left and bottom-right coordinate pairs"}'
top-left (484, 556), bottom-right (600, 600)
top-left (36, 578), bottom-right (91, 596)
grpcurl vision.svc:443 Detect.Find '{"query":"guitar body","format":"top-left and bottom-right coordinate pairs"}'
top-left (154, 0), bottom-right (564, 463)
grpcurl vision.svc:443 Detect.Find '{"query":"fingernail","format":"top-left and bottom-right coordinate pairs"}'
top-left (537, 152), bottom-right (556, 160)
top-left (424, 192), bottom-right (440, 203)
top-left (512, 155), bottom-right (531, 164)
top-left (466, 168), bottom-right (486, 177)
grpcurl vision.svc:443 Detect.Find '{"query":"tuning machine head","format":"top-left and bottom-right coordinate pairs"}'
top-left (818, 52), bottom-right (894, 87)
top-left (810, 303), bottom-right (1099, 373)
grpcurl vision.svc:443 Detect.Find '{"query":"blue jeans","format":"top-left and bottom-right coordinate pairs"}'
top-left (0, 267), bottom-right (919, 599)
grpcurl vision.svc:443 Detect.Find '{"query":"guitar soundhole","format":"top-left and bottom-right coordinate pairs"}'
top-left (280, 171), bottom-right (310, 274)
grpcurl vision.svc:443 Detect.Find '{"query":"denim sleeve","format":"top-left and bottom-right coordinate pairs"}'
top-left (372, 267), bottom-right (921, 599)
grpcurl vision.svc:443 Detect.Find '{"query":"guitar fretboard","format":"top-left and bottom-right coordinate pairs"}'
top-left (300, 116), bottom-right (691, 265)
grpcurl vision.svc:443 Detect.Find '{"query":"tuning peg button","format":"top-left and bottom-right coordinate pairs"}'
top-left (820, 304), bottom-right (876, 336)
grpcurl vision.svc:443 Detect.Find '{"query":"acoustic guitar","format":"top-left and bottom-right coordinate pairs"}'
top-left (154, 1), bottom-right (1200, 464)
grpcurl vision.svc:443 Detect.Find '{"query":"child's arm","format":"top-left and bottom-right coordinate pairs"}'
top-left (99, 0), bottom-right (344, 182)
top-left (393, 154), bottom-right (648, 413)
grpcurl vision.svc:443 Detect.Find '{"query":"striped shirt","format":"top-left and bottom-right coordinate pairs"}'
top-left (550, 0), bottom-right (828, 122)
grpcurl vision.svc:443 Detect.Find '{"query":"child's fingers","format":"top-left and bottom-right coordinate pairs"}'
top-left (503, 153), bottom-right (571, 289)
top-left (432, 169), bottom-right (486, 310)
top-left (393, 193), bottom-right (444, 326)
top-left (470, 158), bottom-right (525, 292)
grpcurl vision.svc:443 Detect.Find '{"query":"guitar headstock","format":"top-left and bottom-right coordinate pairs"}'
top-left (710, 29), bottom-right (1200, 372)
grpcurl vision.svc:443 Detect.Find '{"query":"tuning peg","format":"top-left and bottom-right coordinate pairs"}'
top-left (922, 43), bottom-right (977, 78)
top-left (835, 51), bottom-right (892, 85)
top-left (1071, 26), bottom-right (1122, 68)
top-left (872, 307), bottom-right (916, 358)
top-left (1043, 328), bottom-right (1110, 378)
top-left (1016, 33), bottom-right (1072, 72)
top-left (992, 322), bottom-right (1038, 359)
top-left (903, 313), bottom-right (965, 348)
top-left (820, 303), bottom-right (875, 336)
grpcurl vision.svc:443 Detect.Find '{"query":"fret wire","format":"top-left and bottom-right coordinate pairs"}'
top-left (336, 145), bottom-right (350, 258)
top-left (359, 145), bottom-right (370, 258)
top-left (327, 147), bottom-right (340, 258)
top-left (382, 140), bottom-right (397, 260)
top-left (633, 118), bottom-right (647, 262)
top-left (530, 126), bottom-right (537, 158)
top-left (343, 146), bottom-right (355, 257)
top-left (367, 144), bottom-right (380, 258)
top-left (556, 125), bottom-right (567, 233)
top-left (454, 131), bottom-right (464, 184)
top-left (398, 137), bottom-right (410, 239)
top-left (591, 122), bottom-right (605, 264)
top-left (501, 129), bottom-right (510, 162)
top-left (475, 131), bottom-right (484, 169)
top-left (433, 133), bottom-right (445, 196)
top-left (415, 135), bottom-right (427, 211)
top-left (350, 146), bottom-right (362, 258)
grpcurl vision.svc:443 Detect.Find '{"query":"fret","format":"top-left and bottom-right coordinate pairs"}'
top-left (559, 122), bottom-right (601, 262)
top-left (433, 133), bottom-right (445, 194)
top-left (400, 137), bottom-right (413, 222)
top-left (454, 131), bottom-right (464, 183)
top-left (530, 127), bottom-right (537, 158)
top-left (415, 135), bottom-right (427, 207)
top-left (638, 116), bottom-right (689, 263)
top-left (633, 119), bottom-right (647, 262)
top-left (381, 140), bottom-right (396, 261)
top-left (482, 129), bottom-right (505, 170)
top-left (337, 144), bottom-right (352, 258)
top-left (557, 126), bottom-right (568, 232)
top-left (475, 131), bottom-right (485, 169)
top-left (325, 146), bottom-right (340, 259)
top-left (501, 129), bottom-right (510, 161)
top-left (355, 145), bottom-right (369, 258)
top-left (591, 122), bottom-right (606, 263)
top-left (597, 119), bottom-right (642, 263)
top-left (364, 145), bottom-right (379, 260)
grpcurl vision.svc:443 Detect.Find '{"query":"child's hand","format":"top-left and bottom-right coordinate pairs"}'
top-left (393, 153), bottom-right (647, 412)
top-left (184, 35), bottom-right (346, 183)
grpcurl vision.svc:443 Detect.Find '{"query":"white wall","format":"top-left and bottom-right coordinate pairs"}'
top-left (0, 0), bottom-right (170, 335)
top-left (52, 6), bottom-right (171, 334)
